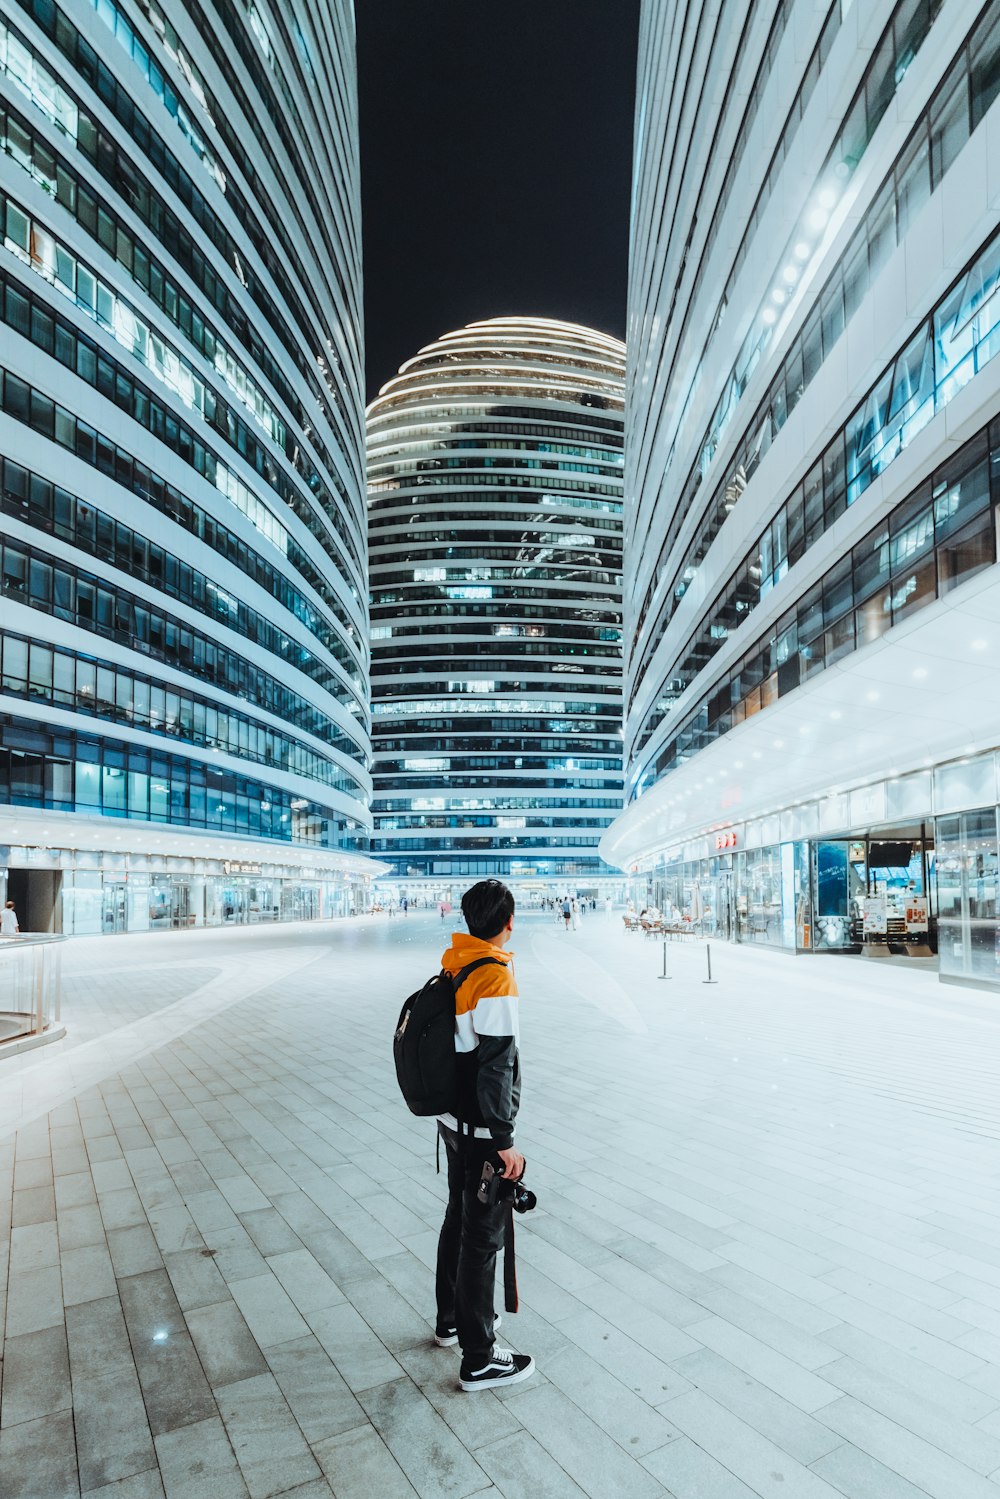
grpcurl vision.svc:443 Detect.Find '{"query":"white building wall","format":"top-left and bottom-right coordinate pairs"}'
top-left (607, 0), bottom-right (1000, 873)
top-left (0, 0), bottom-right (373, 862)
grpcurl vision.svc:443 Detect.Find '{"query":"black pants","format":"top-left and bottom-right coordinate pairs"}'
top-left (435, 1123), bottom-right (506, 1367)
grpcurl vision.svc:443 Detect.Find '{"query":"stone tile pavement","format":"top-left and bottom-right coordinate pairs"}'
top-left (2, 910), bottom-right (1000, 1497)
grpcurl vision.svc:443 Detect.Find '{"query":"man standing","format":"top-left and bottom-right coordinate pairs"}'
top-left (1, 900), bottom-right (19, 938)
top-left (434, 878), bottom-right (534, 1391)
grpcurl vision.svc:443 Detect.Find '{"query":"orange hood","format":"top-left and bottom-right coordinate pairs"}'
top-left (441, 932), bottom-right (515, 975)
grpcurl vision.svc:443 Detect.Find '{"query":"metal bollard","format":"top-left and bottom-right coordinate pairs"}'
top-left (702, 942), bottom-right (718, 985)
top-left (658, 936), bottom-right (671, 980)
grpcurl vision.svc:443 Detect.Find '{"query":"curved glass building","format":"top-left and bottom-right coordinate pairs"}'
top-left (605, 0), bottom-right (1000, 983)
top-left (0, 0), bottom-right (377, 931)
top-left (368, 316), bottom-right (625, 890)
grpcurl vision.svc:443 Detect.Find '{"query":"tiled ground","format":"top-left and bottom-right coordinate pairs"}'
top-left (2, 911), bottom-right (1000, 1498)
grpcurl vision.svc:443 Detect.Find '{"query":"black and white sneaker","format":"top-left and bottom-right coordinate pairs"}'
top-left (434, 1312), bottom-right (500, 1348)
top-left (458, 1343), bottom-right (534, 1391)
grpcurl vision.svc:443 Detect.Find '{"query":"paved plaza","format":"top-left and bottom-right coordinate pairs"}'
top-left (2, 911), bottom-right (1000, 1498)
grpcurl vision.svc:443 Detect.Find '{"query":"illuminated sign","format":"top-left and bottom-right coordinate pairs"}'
top-left (714, 831), bottom-right (738, 851)
top-left (223, 860), bottom-right (262, 875)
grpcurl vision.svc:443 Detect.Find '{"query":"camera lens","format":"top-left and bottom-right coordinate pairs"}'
top-left (512, 1185), bottom-right (536, 1213)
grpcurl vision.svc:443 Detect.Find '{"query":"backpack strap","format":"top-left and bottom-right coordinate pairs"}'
top-left (449, 957), bottom-right (504, 1162)
top-left (449, 955), bottom-right (506, 993)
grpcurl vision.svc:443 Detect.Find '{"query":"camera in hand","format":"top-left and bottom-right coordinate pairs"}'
top-left (477, 1158), bottom-right (537, 1213)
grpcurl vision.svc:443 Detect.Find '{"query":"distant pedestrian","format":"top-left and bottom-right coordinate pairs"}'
top-left (571, 898), bottom-right (579, 931)
top-left (561, 898), bottom-right (571, 931)
top-left (1, 900), bottom-right (19, 938)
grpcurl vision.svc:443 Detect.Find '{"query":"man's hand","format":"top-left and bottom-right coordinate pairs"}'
top-left (496, 1147), bottom-right (525, 1180)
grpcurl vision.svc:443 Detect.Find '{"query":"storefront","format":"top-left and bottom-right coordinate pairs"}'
top-left (0, 812), bottom-right (381, 936)
top-left (634, 751), bottom-right (1000, 988)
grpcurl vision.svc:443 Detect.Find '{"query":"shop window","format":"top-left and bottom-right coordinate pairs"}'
top-left (853, 524), bottom-right (890, 601)
top-left (933, 446), bottom-right (989, 538)
top-left (801, 639), bottom-right (826, 680)
top-left (867, 180), bottom-right (896, 281)
top-left (28, 642), bottom-right (52, 696)
top-left (936, 755), bottom-right (997, 814)
top-left (866, 28), bottom-right (896, 135)
top-left (896, 130), bottom-right (931, 240)
top-left (2, 634), bottom-right (27, 692)
top-left (75, 759), bottom-right (100, 808)
top-left (824, 613), bottom-right (855, 666)
top-left (890, 502), bottom-right (934, 570)
top-left (821, 280), bottom-right (845, 355)
top-left (149, 776), bottom-right (169, 820)
top-left (930, 66), bottom-right (970, 187)
top-left (970, 6), bottom-right (1000, 128)
top-left (9, 750), bottom-right (43, 803)
top-left (937, 510), bottom-right (995, 592)
top-left (937, 807), bottom-right (1000, 985)
top-left (52, 652), bottom-right (74, 704)
top-left (127, 769), bottom-right (148, 816)
top-left (886, 769), bottom-right (931, 820)
top-left (889, 557), bottom-right (936, 620)
top-left (45, 757), bottom-right (72, 806)
top-left (102, 765), bottom-right (126, 813)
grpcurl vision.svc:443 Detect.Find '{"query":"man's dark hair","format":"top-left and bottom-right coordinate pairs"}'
top-left (461, 879), bottom-right (515, 941)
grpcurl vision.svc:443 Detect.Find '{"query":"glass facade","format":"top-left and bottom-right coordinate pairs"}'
top-left (0, 0), bottom-right (374, 908)
top-left (611, 0), bottom-right (1000, 986)
top-left (368, 318), bottom-right (625, 882)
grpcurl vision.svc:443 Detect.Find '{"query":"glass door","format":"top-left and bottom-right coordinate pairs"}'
top-left (101, 882), bottom-right (127, 934)
top-left (937, 810), bottom-right (1000, 983)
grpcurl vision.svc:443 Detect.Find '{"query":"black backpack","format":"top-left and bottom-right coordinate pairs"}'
top-left (393, 957), bottom-right (504, 1116)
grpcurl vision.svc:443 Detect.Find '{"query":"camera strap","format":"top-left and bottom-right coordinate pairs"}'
top-left (503, 1199), bottom-right (518, 1313)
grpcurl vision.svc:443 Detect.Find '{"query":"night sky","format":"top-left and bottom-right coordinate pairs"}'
top-left (356, 2), bottom-right (640, 402)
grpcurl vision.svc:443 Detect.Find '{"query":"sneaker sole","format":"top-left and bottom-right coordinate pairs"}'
top-left (458, 1355), bottom-right (534, 1391)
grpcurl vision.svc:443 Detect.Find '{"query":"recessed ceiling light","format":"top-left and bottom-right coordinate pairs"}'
top-left (912, 667), bottom-right (928, 680)
top-left (866, 690), bottom-right (880, 702)
top-left (971, 638), bottom-right (988, 651)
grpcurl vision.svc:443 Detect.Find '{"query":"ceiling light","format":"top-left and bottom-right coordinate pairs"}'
top-left (912, 667), bottom-right (928, 680)
top-left (807, 208), bottom-right (828, 232)
top-left (782, 265), bottom-right (799, 285)
top-left (771, 288), bottom-right (786, 305)
top-left (794, 241), bottom-right (810, 260)
top-left (762, 307), bottom-right (777, 325)
top-left (818, 186), bottom-right (838, 210)
top-left (971, 638), bottom-right (988, 651)
top-left (830, 710), bottom-right (842, 720)
top-left (866, 690), bottom-right (880, 702)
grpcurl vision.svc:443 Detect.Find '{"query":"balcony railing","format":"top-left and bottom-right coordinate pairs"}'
top-left (0, 935), bottom-right (65, 1048)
